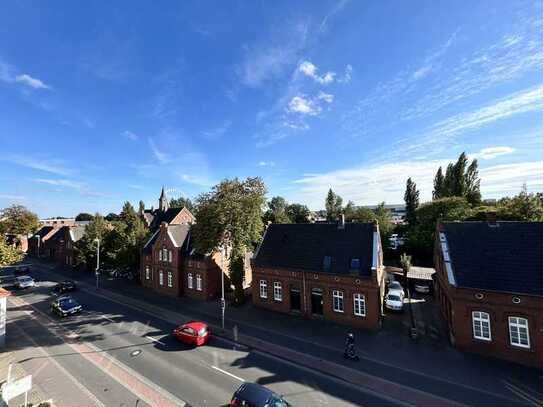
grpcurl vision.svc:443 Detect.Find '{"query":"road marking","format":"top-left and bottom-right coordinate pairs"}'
top-left (145, 335), bottom-right (166, 346)
top-left (211, 366), bottom-right (244, 382)
top-left (503, 381), bottom-right (543, 407)
top-left (102, 315), bottom-right (116, 323)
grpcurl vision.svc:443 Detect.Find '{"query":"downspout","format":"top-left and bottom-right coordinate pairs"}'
top-left (302, 271), bottom-right (307, 316)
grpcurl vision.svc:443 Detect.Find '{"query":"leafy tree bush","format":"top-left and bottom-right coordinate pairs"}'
top-left (0, 205), bottom-right (39, 235)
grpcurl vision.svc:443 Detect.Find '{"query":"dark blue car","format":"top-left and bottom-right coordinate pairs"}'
top-left (230, 383), bottom-right (291, 407)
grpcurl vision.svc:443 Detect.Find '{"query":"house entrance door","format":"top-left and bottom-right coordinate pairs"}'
top-left (290, 288), bottom-right (301, 312)
top-left (311, 288), bottom-right (324, 315)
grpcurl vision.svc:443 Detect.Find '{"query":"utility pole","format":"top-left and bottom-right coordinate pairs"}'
top-left (220, 245), bottom-right (226, 331)
top-left (94, 238), bottom-right (100, 290)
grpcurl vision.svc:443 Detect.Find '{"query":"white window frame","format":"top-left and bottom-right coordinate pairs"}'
top-left (273, 282), bottom-right (282, 301)
top-left (145, 266), bottom-right (150, 280)
top-left (353, 293), bottom-right (366, 317)
top-left (168, 250), bottom-right (173, 263)
top-left (187, 272), bottom-right (193, 289)
top-left (509, 316), bottom-right (530, 348)
top-left (472, 311), bottom-right (491, 341)
top-left (333, 290), bottom-right (344, 313)
top-left (196, 274), bottom-right (202, 291)
top-left (259, 280), bottom-right (268, 299)
top-left (158, 270), bottom-right (164, 286)
top-left (158, 250), bottom-right (163, 261)
top-left (167, 271), bottom-right (173, 288)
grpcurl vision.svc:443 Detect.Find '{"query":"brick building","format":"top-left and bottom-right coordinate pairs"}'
top-left (141, 187), bottom-right (195, 231)
top-left (434, 220), bottom-right (543, 368)
top-left (251, 220), bottom-right (385, 330)
top-left (140, 222), bottom-right (228, 300)
top-left (29, 224), bottom-right (86, 265)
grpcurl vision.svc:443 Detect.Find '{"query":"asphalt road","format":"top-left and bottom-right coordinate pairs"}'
top-left (8, 274), bottom-right (404, 407)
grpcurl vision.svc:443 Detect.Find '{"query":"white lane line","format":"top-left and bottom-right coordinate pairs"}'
top-left (503, 381), bottom-right (543, 407)
top-left (211, 366), bottom-right (245, 382)
top-left (145, 335), bottom-right (166, 346)
top-left (102, 315), bottom-right (116, 323)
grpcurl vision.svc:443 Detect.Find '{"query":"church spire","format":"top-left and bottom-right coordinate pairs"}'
top-left (159, 186), bottom-right (169, 212)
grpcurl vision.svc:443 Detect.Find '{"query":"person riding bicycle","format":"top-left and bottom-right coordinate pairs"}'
top-left (344, 332), bottom-right (356, 358)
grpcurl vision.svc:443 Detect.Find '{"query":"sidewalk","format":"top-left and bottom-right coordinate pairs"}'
top-left (32, 260), bottom-right (540, 406)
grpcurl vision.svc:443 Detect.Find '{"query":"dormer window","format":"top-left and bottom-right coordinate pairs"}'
top-left (323, 256), bottom-right (332, 272)
top-left (350, 258), bottom-right (360, 270)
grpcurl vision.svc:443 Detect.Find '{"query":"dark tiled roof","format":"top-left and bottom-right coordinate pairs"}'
top-left (35, 226), bottom-right (54, 238)
top-left (253, 223), bottom-right (375, 276)
top-left (48, 227), bottom-right (66, 242)
top-left (443, 222), bottom-right (543, 296)
top-left (144, 207), bottom-right (184, 230)
top-left (142, 224), bottom-right (190, 253)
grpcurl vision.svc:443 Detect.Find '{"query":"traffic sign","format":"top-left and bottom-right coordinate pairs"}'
top-left (1, 375), bottom-right (32, 402)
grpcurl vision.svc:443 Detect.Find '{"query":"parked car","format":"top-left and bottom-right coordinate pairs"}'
top-left (51, 295), bottom-right (83, 317)
top-left (172, 321), bottom-right (210, 346)
top-left (388, 281), bottom-right (404, 293)
top-left (52, 280), bottom-right (77, 294)
top-left (385, 292), bottom-right (404, 311)
top-left (230, 383), bottom-right (291, 407)
top-left (15, 275), bottom-right (35, 289)
top-left (414, 281), bottom-right (431, 294)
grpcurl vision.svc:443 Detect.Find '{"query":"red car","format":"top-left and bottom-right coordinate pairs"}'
top-left (172, 321), bottom-right (210, 346)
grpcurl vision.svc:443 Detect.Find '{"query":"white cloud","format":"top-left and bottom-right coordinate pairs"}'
top-left (33, 178), bottom-right (84, 191)
top-left (317, 91), bottom-right (334, 103)
top-left (336, 64), bottom-right (353, 84)
top-left (128, 184), bottom-right (144, 190)
top-left (288, 95), bottom-right (320, 115)
top-left (123, 130), bottom-right (138, 141)
top-left (179, 173), bottom-right (213, 187)
top-left (289, 158), bottom-right (543, 209)
top-left (298, 61), bottom-right (335, 84)
top-left (148, 138), bottom-right (170, 164)
top-left (258, 161), bottom-right (276, 167)
top-left (0, 194), bottom-right (25, 201)
top-left (238, 21), bottom-right (309, 87)
top-left (15, 74), bottom-right (50, 90)
top-left (202, 120), bottom-right (231, 141)
top-left (470, 146), bottom-right (515, 160)
top-left (4, 154), bottom-right (72, 176)
top-left (319, 0), bottom-right (350, 33)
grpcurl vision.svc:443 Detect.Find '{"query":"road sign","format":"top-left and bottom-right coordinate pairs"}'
top-left (220, 298), bottom-right (225, 309)
top-left (1, 375), bottom-right (32, 402)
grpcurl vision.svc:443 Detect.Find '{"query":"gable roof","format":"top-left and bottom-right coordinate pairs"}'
top-left (253, 222), bottom-right (376, 276)
top-left (142, 207), bottom-right (194, 230)
top-left (142, 224), bottom-right (190, 253)
top-left (442, 221), bottom-right (543, 296)
top-left (69, 225), bottom-right (86, 242)
top-left (34, 226), bottom-right (55, 239)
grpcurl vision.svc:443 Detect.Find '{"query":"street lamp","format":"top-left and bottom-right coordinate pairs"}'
top-left (94, 238), bottom-right (100, 290)
top-left (220, 245), bottom-right (226, 331)
top-left (36, 235), bottom-right (41, 258)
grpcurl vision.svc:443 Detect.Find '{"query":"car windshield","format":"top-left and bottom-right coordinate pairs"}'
top-left (60, 298), bottom-right (78, 308)
top-left (389, 282), bottom-right (401, 290)
top-left (198, 327), bottom-right (207, 336)
top-left (20, 277), bottom-right (32, 282)
top-left (388, 295), bottom-right (401, 302)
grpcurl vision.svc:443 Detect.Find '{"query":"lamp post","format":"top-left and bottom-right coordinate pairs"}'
top-left (220, 245), bottom-right (226, 331)
top-left (36, 235), bottom-right (41, 258)
top-left (94, 238), bottom-right (100, 290)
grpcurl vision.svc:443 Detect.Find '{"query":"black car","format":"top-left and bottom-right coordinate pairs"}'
top-left (51, 295), bottom-right (82, 317)
top-left (230, 383), bottom-right (291, 407)
top-left (52, 280), bottom-right (77, 294)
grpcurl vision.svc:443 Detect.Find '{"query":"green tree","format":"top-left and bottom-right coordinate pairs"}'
top-left (451, 152), bottom-right (468, 197)
top-left (497, 185), bottom-right (543, 221)
top-left (74, 214), bottom-right (111, 269)
top-left (0, 237), bottom-right (23, 266)
top-left (325, 189), bottom-right (343, 221)
top-left (0, 205), bottom-right (39, 235)
top-left (170, 196), bottom-right (194, 212)
top-left (138, 200), bottom-right (145, 216)
top-left (105, 213), bottom-right (120, 222)
top-left (433, 167), bottom-right (445, 200)
top-left (404, 178), bottom-right (420, 225)
top-left (75, 213), bottom-right (94, 221)
top-left (192, 177), bottom-right (266, 303)
top-left (286, 203), bottom-right (310, 223)
top-left (265, 196), bottom-right (290, 223)
top-left (374, 202), bottom-right (393, 239)
top-left (465, 160), bottom-right (482, 206)
top-left (406, 197), bottom-right (472, 263)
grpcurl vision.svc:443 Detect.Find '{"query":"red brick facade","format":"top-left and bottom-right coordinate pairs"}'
top-left (434, 225), bottom-right (543, 368)
top-left (140, 224), bottom-right (224, 301)
top-left (252, 266), bottom-right (384, 330)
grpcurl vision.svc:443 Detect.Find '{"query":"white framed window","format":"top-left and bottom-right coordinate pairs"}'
top-left (353, 293), bottom-right (366, 316)
top-left (158, 250), bottom-right (163, 261)
top-left (159, 270), bottom-right (164, 286)
top-left (168, 250), bottom-right (173, 263)
top-left (167, 271), bottom-right (173, 287)
top-left (188, 273), bottom-right (193, 289)
top-left (145, 266), bottom-right (150, 280)
top-left (333, 290), bottom-right (344, 313)
top-left (196, 274), bottom-right (202, 291)
top-left (472, 311), bottom-right (491, 341)
top-left (509, 317), bottom-right (530, 348)
top-left (273, 282), bottom-right (282, 301)
top-left (259, 280), bottom-right (268, 299)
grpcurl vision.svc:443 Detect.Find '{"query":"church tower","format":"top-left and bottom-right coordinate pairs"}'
top-left (158, 186), bottom-right (169, 212)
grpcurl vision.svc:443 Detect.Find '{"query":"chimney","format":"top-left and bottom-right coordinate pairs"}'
top-left (486, 211), bottom-right (497, 226)
top-left (338, 214), bottom-right (345, 230)
top-left (160, 221), bottom-right (168, 232)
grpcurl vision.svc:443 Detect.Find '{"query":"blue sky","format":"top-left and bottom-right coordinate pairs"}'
top-left (1, 1), bottom-right (543, 217)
